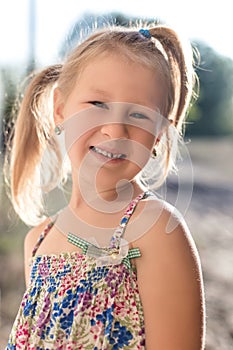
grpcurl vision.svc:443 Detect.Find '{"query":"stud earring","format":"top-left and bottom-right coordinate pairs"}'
top-left (54, 124), bottom-right (63, 135)
top-left (151, 148), bottom-right (157, 159)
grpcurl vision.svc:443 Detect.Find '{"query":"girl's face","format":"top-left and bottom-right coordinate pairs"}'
top-left (54, 53), bottom-right (167, 193)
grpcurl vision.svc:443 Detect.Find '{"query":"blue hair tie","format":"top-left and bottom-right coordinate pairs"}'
top-left (139, 29), bottom-right (151, 39)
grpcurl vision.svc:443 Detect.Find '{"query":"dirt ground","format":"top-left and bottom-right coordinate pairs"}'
top-left (0, 137), bottom-right (233, 349)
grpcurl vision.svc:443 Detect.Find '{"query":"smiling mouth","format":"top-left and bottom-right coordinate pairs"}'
top-left (90, 146), bottom-right (127, 160)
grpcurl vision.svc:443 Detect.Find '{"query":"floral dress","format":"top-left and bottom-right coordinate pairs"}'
top-left (6, 192), bottom-right (151, 350)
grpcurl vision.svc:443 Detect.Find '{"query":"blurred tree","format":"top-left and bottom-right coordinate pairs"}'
top-left (186, 42), bottom-right (233, 136)
top-left (0, 68), bottom-right (19, 153)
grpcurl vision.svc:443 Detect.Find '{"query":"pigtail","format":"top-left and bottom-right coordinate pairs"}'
top-left (149, 25), bottom-right (195, 131)
top-left (140, 26), bottom-right (196, 189)
top-left (4, 64), bottom-right (65, 226)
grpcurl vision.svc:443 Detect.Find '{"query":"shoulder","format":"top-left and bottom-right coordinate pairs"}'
top-left (132, 198), bottom-right (206, 349)
top-left (133, 196), bottom-right (199, 259)
top-left (133, 197), bottom-right (203, 283)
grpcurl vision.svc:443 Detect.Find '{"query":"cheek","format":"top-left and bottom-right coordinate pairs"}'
top-left (66, 140), bottom-right (83, 168)
top-left (127, 128), bottom-right (155, 171)
top-left (65, 130), bottom-right (92, 167)
top-left (130, 127), bottom-right (155, 151)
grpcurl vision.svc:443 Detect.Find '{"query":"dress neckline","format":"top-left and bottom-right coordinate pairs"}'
top-left (32, 191), bottom-right (154, 262)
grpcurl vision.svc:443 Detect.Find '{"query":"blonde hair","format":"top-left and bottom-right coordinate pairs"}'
top-left (3, 24), bottom-right (197, 226)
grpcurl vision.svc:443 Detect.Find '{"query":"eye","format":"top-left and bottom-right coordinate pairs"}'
top-left (89, 101), bottom-right (109, 109)
top-left (129, 112), bottom-right (150, 120)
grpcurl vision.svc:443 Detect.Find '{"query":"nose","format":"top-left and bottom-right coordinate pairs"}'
top-left (99, 103), bottom-right (130, 139)
top-left (100, 122), bottom-right (129, 139)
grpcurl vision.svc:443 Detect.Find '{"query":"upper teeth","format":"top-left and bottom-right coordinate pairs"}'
top-left (92, 146), bottom-right (126, 159)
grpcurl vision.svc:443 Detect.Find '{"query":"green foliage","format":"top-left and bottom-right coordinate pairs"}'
top-left (186, 42), bottom-right (233, 136)
top-left (0, 68), bottom-right (23, 152)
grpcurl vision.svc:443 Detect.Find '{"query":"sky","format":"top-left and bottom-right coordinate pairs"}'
top-left (0, 0), bottom-right (232, 67)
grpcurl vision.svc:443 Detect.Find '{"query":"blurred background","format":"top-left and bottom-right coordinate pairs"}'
top-left (0, 0), bottom-right (233, 348)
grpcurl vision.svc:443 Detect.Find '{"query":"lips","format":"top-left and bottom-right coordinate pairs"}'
top-left (90, 146), bottom-right (127, 160)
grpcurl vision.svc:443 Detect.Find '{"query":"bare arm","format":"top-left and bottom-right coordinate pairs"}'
top-left (134, 204), bottom-right (206, 349)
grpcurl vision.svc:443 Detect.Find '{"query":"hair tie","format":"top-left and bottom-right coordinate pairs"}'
top-left (139, 29), bottom-right (151, 39)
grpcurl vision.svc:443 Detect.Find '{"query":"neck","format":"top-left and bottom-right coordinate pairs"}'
top-left (69, 172), bottom-right (143, 215)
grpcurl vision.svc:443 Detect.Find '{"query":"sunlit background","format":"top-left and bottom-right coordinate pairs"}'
top-left (0, 1), bottom-right (233, 349)
top-left (1, 0), bottom-right (233, 65)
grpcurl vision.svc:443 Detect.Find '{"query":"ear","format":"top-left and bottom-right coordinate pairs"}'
top-left (53, 87), bottom-right (65, 124)
top-left (154, 133), bottom-right (162, 146)
top-left (154, 118), bottom-right (173, 146)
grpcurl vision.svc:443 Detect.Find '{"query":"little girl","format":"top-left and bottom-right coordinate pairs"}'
top-left (4, 24), bottom-right (205, 349)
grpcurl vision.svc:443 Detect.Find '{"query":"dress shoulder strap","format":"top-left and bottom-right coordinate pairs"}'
top-left (31, 220), bottom-right (55, 257)
top-left (109, 191), bottom-right (151, 249)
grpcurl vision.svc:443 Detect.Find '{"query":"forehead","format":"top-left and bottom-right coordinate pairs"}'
top-left (75, 54), bottom-right (165, 110)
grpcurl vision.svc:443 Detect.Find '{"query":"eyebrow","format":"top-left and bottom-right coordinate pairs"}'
top-left (88, 88), bottom-right (112, 99)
